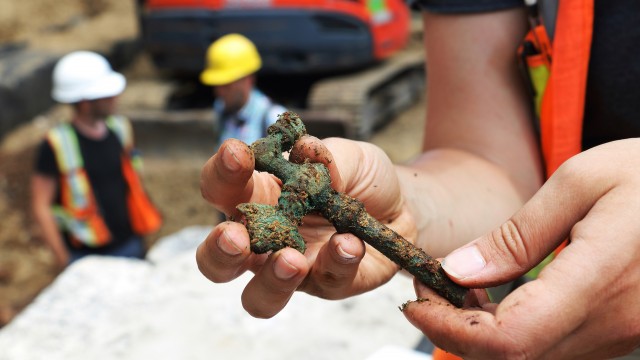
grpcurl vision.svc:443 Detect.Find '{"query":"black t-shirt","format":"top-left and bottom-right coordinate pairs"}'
top-left (35, 125), bottom-right (134, 249)
top-left (582, 1), bottom-right (640, 149)
top-left (416, 0), bottom-right (640, 150)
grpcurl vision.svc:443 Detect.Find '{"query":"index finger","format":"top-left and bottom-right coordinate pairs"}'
top-left (200, 139), bottom-right (256, 215)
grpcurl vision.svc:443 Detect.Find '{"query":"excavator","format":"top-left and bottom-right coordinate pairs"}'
top-left (137, 0), bottom-right (424, 140)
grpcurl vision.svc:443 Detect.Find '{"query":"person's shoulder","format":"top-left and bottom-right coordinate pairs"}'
top-left (34, 135), bottom-right (58, 174)
top-left (271, 103), bottom-right (287, 113)
top-left (43, 121), bottom-right (74, 141)
top-left (36, 136), bottom-right (53, 151)
top-left (106, 114), bottom-right (132, 127)
top-left (253, 88), bottom-right (285, 110)
top-left (46, 121), bottom-right (73, 132)
top-left (108, 114), bottom-right (130, 121)
top-left (105, 114), bottom-right (135, 147)
top-left (267, 104), bottom-right (288, 124)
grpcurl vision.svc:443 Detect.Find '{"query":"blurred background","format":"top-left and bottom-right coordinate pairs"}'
top-left (0, 1), bottom-right (429, 358)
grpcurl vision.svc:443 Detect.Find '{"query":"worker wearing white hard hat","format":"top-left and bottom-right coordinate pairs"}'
top-left (32, 51), bottom-right (161, 269)
top-left (201, 33), bottom-right (287, 149)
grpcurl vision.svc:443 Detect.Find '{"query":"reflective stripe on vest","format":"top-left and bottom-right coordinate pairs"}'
top-left (106, 115), bottom-right (133, 150)
top-left (106, 115), bottom-right (144, 172)
top-left (47, 124), bottom-right (111, 247)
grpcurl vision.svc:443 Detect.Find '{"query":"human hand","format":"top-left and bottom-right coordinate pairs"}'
top-left (402, 138), bottom-right (640, 359)
top-left (197, 136), bottom-right (417, 318)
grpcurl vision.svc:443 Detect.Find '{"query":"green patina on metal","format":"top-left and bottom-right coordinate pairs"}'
top-left (237, 111), bottom-right (469, 308)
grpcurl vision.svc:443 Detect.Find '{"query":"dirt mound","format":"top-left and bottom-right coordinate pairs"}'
top-left (0, 145), bottom-right (56, 325)
top-left (0, 0), bottom-right (137, 54)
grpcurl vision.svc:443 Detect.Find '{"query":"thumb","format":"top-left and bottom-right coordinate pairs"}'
top-left (289, 135), bottom-right (343, 190)
top-left (441, 162), bottom-right (607, 288)
top-left (440, 222), bottom-right (550, 289)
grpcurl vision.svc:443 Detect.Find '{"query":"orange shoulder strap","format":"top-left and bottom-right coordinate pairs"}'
top-left (539, 0), bottom-right (594, 177)
top-left (433, 347), bottom-right (464, 360)
top-left (121, 154), bottom-right (163, 235)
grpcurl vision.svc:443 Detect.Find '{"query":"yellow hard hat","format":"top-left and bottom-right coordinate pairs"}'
top-left (200, 33), bottom-right (262, 86)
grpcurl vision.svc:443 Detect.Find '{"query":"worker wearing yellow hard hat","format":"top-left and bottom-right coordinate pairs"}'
top-left (201, 33), bottom-right (287, 147)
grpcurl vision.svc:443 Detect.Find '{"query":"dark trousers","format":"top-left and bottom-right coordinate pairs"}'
top-left (68, 236), bottom-right (145, 264)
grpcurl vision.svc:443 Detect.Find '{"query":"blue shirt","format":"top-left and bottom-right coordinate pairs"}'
top-left (214, 89), bottom-right (287, 146)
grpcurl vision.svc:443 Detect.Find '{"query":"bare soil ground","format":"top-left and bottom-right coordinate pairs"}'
top-left (0, 0), bottom-right (138, 54)
top-left (0, 0), bottom-right (425, 327)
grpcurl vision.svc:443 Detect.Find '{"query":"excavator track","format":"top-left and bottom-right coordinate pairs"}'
top-left (304, 46), bottom-right (425, 140)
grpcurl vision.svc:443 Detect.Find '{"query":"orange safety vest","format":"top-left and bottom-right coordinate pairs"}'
top-left (47, 116), bottom-right (162, 248)
top-left (433, 0), bottom-right (593, 358)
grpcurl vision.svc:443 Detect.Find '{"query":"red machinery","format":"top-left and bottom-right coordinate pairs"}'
top-left (138, 0), bottom-right (424, 139)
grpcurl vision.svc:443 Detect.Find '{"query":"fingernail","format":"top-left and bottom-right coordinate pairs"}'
top-left (336, 244), bottom-right (356, 260)
top-left (222, 145), bottom-right (241, 171)
top-left (217, 230), bottom-right (242, 255)
top-left (273, 253), bottom-right (299, 280)
top-left (441, 245), bottom-right (486, 279)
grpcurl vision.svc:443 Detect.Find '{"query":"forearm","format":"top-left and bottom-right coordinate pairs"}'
top-left (33, 206), bottom-right (69, 265)
top-left (31, 172), bottom-right (69, 267)
top-left (399, 149), bottom-right (535, 258)
top-left (404, 10), bottom-right (544, 257)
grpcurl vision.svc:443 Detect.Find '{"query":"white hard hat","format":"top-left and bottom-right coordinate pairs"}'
top-left (52, 51), bottom-right (126, 103)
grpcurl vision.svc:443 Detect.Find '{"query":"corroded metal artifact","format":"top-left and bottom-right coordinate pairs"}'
top-left (237, 112), bottom-right (468, 307)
